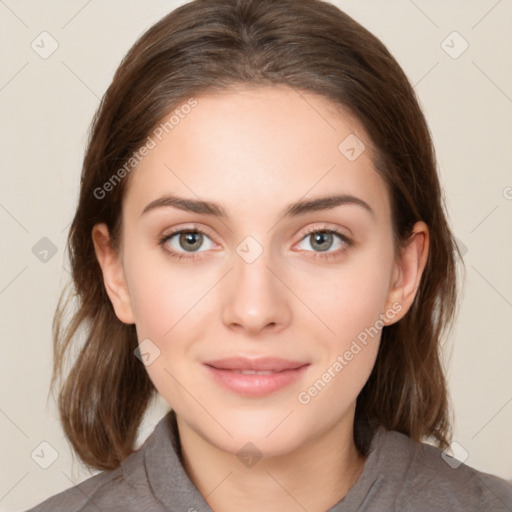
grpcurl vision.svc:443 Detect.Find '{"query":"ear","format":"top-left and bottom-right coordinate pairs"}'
top-left (383, 221), bottom-right (429, 325)
top-left (92, 223), bottom-right (135, 324)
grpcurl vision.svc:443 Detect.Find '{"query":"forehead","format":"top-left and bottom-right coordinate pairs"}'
top-left (123, 85), bottom-right (390, 222)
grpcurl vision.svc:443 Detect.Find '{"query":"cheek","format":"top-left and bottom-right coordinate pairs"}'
top-left (124, 249), bottom-right (208, 406)
top-left (295, 253), bottom-right (392, 417)
top-left (304, 242), bottom-right (395, 347)
top-left (129, 275), bottom-right (176, 339)
top-left (125, 245), bottom-right (208, 339)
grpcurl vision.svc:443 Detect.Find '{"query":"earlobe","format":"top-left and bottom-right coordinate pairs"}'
top-left (91, 223), bottom-right (135, 325)
top-left (384, 221), bottom-right (429, 325)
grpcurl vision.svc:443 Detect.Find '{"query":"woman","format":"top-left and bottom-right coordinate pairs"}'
top-left (27, 0), bottom-right (512, 510)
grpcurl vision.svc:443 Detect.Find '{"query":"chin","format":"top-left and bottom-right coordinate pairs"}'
top-left (201, 407), bottom-right (315, 457)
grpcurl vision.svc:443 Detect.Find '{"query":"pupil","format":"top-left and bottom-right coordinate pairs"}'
top-left (311, 232), bottom-right (332, 252)
top-left (180, 231), bottom-right (202, 251)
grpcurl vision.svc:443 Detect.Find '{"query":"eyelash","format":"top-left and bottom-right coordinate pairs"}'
top-left (158, 225), bottom-right (353, 262)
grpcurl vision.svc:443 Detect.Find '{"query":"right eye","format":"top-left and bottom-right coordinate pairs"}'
top-left (159, 228), bottom-right (216, 260)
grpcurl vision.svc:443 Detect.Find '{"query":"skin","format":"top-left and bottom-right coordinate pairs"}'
top-left (93, 85), bottom-right (429, 512)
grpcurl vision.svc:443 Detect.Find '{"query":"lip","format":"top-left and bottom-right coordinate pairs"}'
top-left (203, 357), bottom-right (310, 397)
top-left (204, 356), bottom-right (308, 372)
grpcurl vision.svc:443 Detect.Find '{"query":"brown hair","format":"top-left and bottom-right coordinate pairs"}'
top-left (52, 0), bottom-right (464, 471)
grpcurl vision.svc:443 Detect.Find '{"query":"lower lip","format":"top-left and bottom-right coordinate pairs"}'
top-left (203, 364), bottom-right (310, 397)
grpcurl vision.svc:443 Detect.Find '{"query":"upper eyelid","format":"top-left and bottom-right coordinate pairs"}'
top-left (163, 224), bottom-right (215, 239)
top-left (301, 225), bottom-right (350, 237)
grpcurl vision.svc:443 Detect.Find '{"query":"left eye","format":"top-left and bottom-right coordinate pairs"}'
top-left (296, 229), bottom-right (350, 253)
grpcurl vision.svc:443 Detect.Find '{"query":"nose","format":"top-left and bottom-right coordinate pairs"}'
top-left (221, 246), bottom-right (292, 336)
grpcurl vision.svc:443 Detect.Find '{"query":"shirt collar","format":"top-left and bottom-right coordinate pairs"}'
top-left (132, 409), bottom-right (386, 511)
top-left (144, 409), bottom-right (214, 511)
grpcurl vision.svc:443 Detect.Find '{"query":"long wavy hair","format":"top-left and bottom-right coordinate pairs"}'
top-left (51, 0), bottom-right (464, 471)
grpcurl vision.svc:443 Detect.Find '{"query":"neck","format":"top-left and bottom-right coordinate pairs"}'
top-left (176, 413), bottom-right (366, 512)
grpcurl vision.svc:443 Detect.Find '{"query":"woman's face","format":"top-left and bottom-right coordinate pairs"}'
top-left (95, 85), bottom-right (424, 457)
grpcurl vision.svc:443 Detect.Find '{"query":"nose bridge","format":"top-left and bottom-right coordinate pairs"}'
top-left (221, 235), bottom-right (290, 333)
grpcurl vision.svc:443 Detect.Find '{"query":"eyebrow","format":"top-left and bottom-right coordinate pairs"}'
top-left (141, 193), bottom-right (375, 220)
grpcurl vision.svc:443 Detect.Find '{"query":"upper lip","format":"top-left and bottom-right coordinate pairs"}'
top-left (203, 357), bottom-right (309, 372)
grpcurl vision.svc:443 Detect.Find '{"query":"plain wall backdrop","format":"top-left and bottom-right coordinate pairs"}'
top-left (0, 0), bottom-right (511, 510)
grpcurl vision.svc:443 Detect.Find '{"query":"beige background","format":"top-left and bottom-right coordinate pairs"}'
top-left (0, 0), bottom-right (511, 510)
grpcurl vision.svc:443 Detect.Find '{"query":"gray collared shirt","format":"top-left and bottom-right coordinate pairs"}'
top-left (26, 409), bottom-right (512, 511)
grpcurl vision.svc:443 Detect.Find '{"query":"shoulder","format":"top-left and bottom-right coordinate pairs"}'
top-left (25, 411), bottom-right (186, 512)
top-left (25, 466), bottom-right (125, 512)
top-left (24, 444), bottom-right (165, 512)
top-left (375, 429), bottom-right (512, 511)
